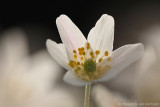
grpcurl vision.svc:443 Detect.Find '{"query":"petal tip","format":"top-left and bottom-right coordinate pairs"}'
top-left (58, 14), bottom-right (68, 18)
top-left (101, 14), bottom-right (114, 23)
top-left (134, 43), bottom-right (144, 51)
top-left (137, 43), bottom-right (144, 56)
top-left (56, 14), bottom-right (70, 24)
top-left (46, 39), bottom-right (54, 47)
top-left (46, 39), bottom-right (57, 54)
top-left (138, 43), bottom-right (144, 49)
top-left (46, 39), bottom-right (52, 43)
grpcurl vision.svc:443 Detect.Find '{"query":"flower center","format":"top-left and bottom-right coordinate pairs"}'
top-left (68, 42), bottom-right (111, 82)
top-left (84, 59), bottom-right (96, 74)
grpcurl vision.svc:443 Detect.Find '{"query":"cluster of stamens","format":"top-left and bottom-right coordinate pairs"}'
top-left (68, 42), bottom-right (111, 82)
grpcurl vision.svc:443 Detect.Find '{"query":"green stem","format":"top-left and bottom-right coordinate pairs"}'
top-left (84, 83), bottom-right (91, 107)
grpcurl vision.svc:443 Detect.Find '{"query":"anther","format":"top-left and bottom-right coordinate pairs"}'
top-left (91, 55), bottom-right (95, 58)
top-left (80, 56), bottom-right (84, 60)
top-left (78, 48), bottom-right (81, 51)
top-left (74, 67), bottom-right (81, 72)
top-left (81, 47), bottom-right (84, 51)
top-left (105, 51), bottom-right (109, 56)
top-left (73, 50), bottom-right (77, 54)
top-left (74, 55), bottom-right (77, 59)
top-left (107, 57), bottom-right (111, 61)
top-left (77, 62), bottom-right (80, 65)
top-left (95, 50), bottom-right (100, 55)
top-left (83, 52), bottom-right (86, 55)
top-left (99, 58), bottom-right (103, 62)
top-left (70, 60), bottom-right (74, 63)
top-left (68, 63), bottom-right (75, 68)
top-left (79, 51), bottom-right (83, 55)
top-left (86, 42), bottom-right (90, 50)
top-left (81, 63), bottom-right (84, 66)
top-left (90, 51), bottom-right (93, 56)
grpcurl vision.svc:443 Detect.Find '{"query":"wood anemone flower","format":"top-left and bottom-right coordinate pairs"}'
top-left (46, 14), bottom-right (144, 86)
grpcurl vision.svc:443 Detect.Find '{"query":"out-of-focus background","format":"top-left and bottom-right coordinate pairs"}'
top-left (0, 1), bottom-right (160, 107)
top-left (0, 0), bottom-right (160, 52)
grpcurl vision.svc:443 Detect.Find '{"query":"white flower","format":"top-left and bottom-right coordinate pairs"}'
top-left (46, 14), bottom-right (144, 86)
top-left (0, 28), bottom-right (80, 107)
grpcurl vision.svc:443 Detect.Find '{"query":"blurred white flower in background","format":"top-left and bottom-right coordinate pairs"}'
top-left (92, 85), bottom-right (137, 107)
top-left (0, 28), bottom-right (80, 107)
top-left (92, 85), bottom-right (124, 107)
top-left (140, 25), bottom-right (160, 61)
top-left (136, 26), bottom-right (160, 103)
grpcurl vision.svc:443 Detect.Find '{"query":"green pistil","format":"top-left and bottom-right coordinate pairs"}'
top-left (84, 59), bottom-right (96, 74)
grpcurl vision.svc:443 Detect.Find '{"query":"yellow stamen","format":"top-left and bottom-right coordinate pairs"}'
top-left (105, 51), bottom-right (109, 56)
top-left (79, 51), bottom-right (82, 55)
top-left (73, 50), bottom-right (77, 54)
top-left (68, 62), bottom-right (75, 68)
top-left (90, 51), bottom-right (93, 56)
top-left (99, 58), bottom-right (103, 62)
top-left (95, 50), bottom-right (100, 55)
top-left (107, 57), bottom-right (111, 61)
top-left (77, 61), bottom-right (80, 65)
top-left (90, 51), bottom-right (94, 58)
top-left (68, 42), bottom-right (112, 82)
top-left (83, 52), bottom-right (86, 55)
top-left (81, 63), bottom-right (84, 66)
top-left (74, 67), bottom-right (81, 72)
top-left (86, 42), bottom-right (90, 50)
top-left (80, 56), bottom-right (84, 60)
top-left (78, 48), bottom-right (81, 52)
top-left (74, 54), bottom-right (77, 59)
top-left (81, 47), bottom-right (84, 51)
top-left (91, 55), bottom-right (95, 58)
top-left (73, 61), bottom-right (78, 66)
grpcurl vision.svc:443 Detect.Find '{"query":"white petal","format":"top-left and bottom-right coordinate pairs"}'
top-left (87, 14), bottom-right (114, 57)
top-left (64, 71), bottom-right (91, 86)
top-left (98, 43), bottom-right (144, 82)
top-left (56, 15), bottom-right (86, 60)
top-left (46, 39), bottom-right (69, 70)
